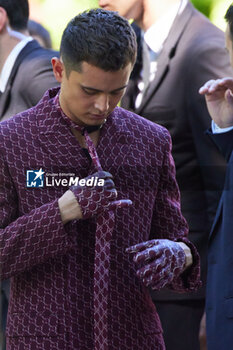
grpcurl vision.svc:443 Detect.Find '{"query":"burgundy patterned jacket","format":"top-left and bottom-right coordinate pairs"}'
top-left (0, 87), bottom-right (200, 350)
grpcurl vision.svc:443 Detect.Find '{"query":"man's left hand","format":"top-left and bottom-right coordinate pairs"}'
top-left (126, 239), bottom-right (186, 290)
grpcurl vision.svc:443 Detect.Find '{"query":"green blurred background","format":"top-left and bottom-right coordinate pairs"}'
top-left (28, 0), bottom-right (233, 50)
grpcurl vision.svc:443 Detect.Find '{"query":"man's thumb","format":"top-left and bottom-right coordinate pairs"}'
top-left (109, 199), bottom-right (132, 211)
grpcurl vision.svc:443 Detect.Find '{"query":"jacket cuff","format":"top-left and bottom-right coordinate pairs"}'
top-left (168, 237), bottom-right (202, 293)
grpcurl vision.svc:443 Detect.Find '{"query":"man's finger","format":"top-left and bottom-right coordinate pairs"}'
top-left (108, 199), bottom-right (132, 211)
top-left (93, 170), bottom-right (114, 180)
top-left (199, 79), bottom-right (217, 94)
top-left (132, 245), bottom-right (163, 264)
top-left (219, 77), bottom-right (233, 88)
top-left (125, 239), bottom-right (159, 254)
top-left (225, 89), bottom-right (233, 105)
top-left (104, 178), bottom-right (115, 189)
top-left (199, 79), bottom-right (228, 95)
top-left (208, 79), bottom-right (227, 93)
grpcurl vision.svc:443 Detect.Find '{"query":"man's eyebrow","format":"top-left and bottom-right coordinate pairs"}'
top-left (81, 84), bottom-right (128, 93)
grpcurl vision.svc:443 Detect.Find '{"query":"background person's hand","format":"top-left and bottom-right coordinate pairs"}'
top-left (126, 239), bottom-right (186, 290)
top-left (199, 77), bottom-right (233, 128)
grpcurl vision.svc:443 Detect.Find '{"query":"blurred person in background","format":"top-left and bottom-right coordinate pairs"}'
top-left (199, 4), bottom-right (233, 349)
top-left (0, 0), bottom-right (58, 348)
top-left (0, 0), bottom-right (58, 121)
top-left (99, 0), bottom-right (232, 349)
top-left (28, 19), bottom-right (52, 49)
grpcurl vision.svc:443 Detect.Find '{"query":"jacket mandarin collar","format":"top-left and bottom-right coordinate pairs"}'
top-left (36, 87), bottom-right (134, 171)
top-left (37, 87), bottom-right (133, 143)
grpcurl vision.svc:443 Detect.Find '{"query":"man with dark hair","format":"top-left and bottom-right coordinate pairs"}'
top-left (99, 1), bottom-right (232, 349)
top-left (0, 8), bottom-right (200, 350)
top-left (0, 0), bottom-right (29, 31)
top-left (0, 0), bottom-right (58, 120)
top-left (199, 4), bottom-right (233, 349)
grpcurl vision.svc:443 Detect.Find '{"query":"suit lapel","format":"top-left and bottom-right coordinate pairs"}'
top-left (136, 1), bottom-right (194, 114)
top-left (208, 194), bottom-right (223, 242)
top-left (0, 84), bottom-right (11, 118)
top-left (0, 40), bottom-right (40, 119)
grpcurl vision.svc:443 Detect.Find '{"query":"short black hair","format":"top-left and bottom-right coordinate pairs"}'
top-left (225, 4), bottom-right (233, 40)
top-left (60, 8), bottom-right (137, 76)
top-left (0, 0), bottom-right (29, 31)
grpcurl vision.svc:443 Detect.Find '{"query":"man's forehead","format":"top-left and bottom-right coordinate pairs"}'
top-left (79, 61), bottom-right (131, 73)
top-left (69, 61), bottom-right (131, 77)
top-left (70, 61), bottom-right (132, 92)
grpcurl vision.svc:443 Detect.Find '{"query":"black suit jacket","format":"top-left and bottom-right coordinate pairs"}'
top-left (122, 1), bottom-right (232, 299)
top-left (0, 40), bottom-right (59, 121)
top-left (205, 129), bottom-right (233, 350)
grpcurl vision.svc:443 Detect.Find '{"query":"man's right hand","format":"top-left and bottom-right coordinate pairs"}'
top-left (70, 171), bottom-right (118, 219)
top-left (58, 171), bottom-right (132, 224)
top-left (199, 77), bottom-right (233, 128)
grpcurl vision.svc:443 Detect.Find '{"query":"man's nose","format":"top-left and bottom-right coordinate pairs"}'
top-left (94, 94), bottom-right (109, 113)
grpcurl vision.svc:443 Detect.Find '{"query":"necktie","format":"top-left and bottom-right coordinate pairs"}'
top-left (84, 131), bottom-right (114, 349)
top-left (135, 40), bottom-right (159, 108)
top-left (83, 135), bottom-right (132, 348)
top-left (83, 131), bottom-right (131, 349)
top-left (57, 96), bottom-right (127, 348)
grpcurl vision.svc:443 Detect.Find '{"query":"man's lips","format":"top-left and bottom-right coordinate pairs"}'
top-left (90, 114), bottom-right (107, 119)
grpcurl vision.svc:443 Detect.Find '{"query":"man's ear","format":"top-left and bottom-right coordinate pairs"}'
top-left (51, 57), bottom-right (65, 83)
top-left (0, 7), bottom-right (8, 32)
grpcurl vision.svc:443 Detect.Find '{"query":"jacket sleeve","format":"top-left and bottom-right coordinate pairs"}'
top-left (206, 128), bottom-right (233, 163)
top-left (149, 129), bottom-right (201, 292)
top-left (0, 150), bottom-right (74, 281)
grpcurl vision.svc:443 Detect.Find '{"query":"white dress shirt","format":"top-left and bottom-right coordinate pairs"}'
top-left (211, 120), bottom-right (233, 134)
top-left (135, 0), bottom-right (188, 108)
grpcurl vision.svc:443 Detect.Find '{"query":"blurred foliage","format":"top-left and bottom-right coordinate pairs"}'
top-left (29, 0), bottom-right (233, 50)
top-left (191, 0), bottom-right (213, 17)
top-left (29, 0), bottom-right (99, 49)
top-left (191, 0), bottom-right (233, 32)
top-left (210, 0), bottom-right (233, 31)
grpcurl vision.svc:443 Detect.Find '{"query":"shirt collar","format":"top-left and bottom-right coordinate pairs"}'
top-left (0, 35), bottom-right (33, 93)
top-left (144, 0), bottom-right (188, 53)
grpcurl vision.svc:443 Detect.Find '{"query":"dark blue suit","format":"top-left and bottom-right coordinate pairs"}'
top-left (206, 129), bottom-right (233, 350)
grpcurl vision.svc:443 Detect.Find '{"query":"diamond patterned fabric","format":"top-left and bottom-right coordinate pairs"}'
top-left (71, 137), bottom-right (132, 349)
top-left (126, 239), bottom-right (186, 290)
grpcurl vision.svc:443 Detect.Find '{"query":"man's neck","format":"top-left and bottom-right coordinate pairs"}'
top-left (71, 128), bottom-right (100, 149)
top-left (137, 0), bottom-right (182, 31)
